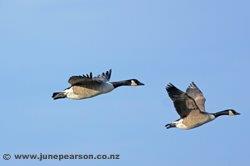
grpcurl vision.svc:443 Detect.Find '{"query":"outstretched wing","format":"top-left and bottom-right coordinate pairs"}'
top-left (166, 83), bottom-right (199, 118)
top-left (186, 82), bottom-right (206, 112)
top-left (68, 69), bottom-right (112, 86)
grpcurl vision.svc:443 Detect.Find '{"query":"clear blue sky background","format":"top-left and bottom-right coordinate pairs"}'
top-left (0, 0), bottom-right (249, 165)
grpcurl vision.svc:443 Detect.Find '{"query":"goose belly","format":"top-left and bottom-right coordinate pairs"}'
top-left (186, 121), bottom-right (209, 129)
top-left (175, 119), bottom-right (209, 130)
top-left (65, 84), bottom-right (114, 100)
top-left (180, 115), bottom-right (214, 130)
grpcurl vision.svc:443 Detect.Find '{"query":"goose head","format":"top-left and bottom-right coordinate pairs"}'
top-left (227, 109), bottom-right (240, 116)
top-left (129, 79), bottom-right (145, 86)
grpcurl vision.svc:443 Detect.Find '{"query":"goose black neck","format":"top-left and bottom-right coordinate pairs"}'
top-left (111, 80), bottom-right (131, 88)
top-left (213, 110), bottom-right (230, 118)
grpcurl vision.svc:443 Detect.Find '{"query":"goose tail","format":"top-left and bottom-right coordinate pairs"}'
top-left (52, 92), bottom-right (66, 100)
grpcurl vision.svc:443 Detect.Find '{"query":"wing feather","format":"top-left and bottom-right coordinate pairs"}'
top-left (166, 83), bottom-right (199, 118)
top-left (186, 82), bottom-right (206, 112)
top-left (68, 69), bottom-right (112, 86)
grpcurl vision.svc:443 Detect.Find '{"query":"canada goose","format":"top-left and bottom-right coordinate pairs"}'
top-left (165, 82), bottom-right (240, 130)
top-left (52, 69), bottom-right (144, 100)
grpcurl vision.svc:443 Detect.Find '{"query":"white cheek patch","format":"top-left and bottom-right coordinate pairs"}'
top-left (131, 80), bottom-right (137, 86)
top-left (209, 114), bottom-right (216, 120)
top-left (229, 111), bottom-right (234, 116)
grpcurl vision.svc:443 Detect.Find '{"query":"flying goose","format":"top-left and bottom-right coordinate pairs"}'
top-left (165, 82), bottom-right (240, 130)
top-left (52, 69), bottom-right (144, 100)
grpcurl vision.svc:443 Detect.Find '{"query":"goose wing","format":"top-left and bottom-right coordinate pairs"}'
top-left (68, 69), bottom-right (112, 86)
top-left (166, 83), bottom-right (199, 118)
top-left (186, 82), bottom-right (206, 112)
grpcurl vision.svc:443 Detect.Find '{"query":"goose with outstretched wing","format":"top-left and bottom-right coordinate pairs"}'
top-left (165, 82), bottom-right (240, 130)
top-left (52, 69), bottom-right (144, 100)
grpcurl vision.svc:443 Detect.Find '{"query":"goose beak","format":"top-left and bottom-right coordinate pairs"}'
top-left (138, 82), bottom-right (145, 86)
top-left (235, 112), bottom-right (240, 115)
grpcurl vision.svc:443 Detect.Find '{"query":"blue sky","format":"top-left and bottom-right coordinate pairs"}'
top-left (0, 0), bottom-right (249, 165)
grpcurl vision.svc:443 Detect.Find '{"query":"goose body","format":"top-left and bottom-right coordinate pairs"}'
top-left (63, 82), bottom-right (114, 100)
top-left (52, 69), bottom-right (144, 100)
top-left (165, 82), bottom-right (240, 130)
